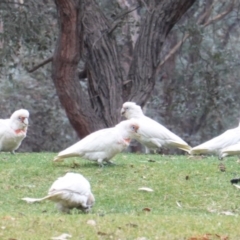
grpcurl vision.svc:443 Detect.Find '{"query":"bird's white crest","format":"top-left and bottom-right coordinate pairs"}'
top-left (0, 109), bottom-right (29, 153)
top-left (120, 102), bottom-right (191, 153)
top-left (121, 102), bottom-right (144, 119)
top-left (53, 119), bottom-right (139, 165)
top-left (22, 172), bottom-right (95, 214)
top-left (190, 121), bottom-right (240, 156)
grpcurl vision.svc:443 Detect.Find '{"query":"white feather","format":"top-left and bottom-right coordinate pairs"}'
top-left (190, 121), bottom-right (240, 156)
top-left (22, 172), bottom-right (95, 213)
top-left (54, 119), bottom-right (139, 165)
top-left (0, 109), bottom-right (29, 153)
top-left (219, 142), bottom-right (240, 159)
top-left (121, 102), bottom-right (191, 153)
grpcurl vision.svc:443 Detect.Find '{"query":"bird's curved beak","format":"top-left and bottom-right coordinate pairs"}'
top-left (24, 118), bottom-right (29, 126)
top-left (21, 117), bottom-right (29, 126)
top-left (121, 108), bottom-right (125, 116)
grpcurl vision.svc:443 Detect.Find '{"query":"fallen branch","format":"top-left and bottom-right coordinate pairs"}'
top-left (27, 56), bottom-right (53, 73)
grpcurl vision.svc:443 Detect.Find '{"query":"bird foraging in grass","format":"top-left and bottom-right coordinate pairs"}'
top-left (0, 109), bottom-right (29, 154)
top-left (190, 121), bottom-right (240, 157)
top-left (22, 172), bottom-right (95, 214)
top-left (121, 102), bottom-right (191, 153)
top-left (53, 119), bottom-right (139, 166)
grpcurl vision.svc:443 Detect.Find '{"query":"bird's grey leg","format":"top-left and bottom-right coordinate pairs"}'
top-left (145, 147), bottom-right (150, 154)
top-left (97, 159), bottom-right (104, 167)
top-left (11, 151), bottom-right (15, 155)
top-left (105, 160), bottom-right (116, 165)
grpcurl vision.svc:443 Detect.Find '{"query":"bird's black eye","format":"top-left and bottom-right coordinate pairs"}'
top-left (131, 125), bottom-right (138, 132)
top-left (125, 107), bottom-right (128, 110)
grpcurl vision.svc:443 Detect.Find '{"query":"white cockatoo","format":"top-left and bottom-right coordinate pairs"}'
top-left (22, 172), bottom-right (95, 213)
top-left (53, 119), bottom-right (139, 165)
top-left (121, 102), bottom-right (191, 153)
top-left (0, 109), bottom-right (29, 153)
top-left (219, 142), bottom-right (240, 159)
top-left (190, 121), bottom-right (240, 156)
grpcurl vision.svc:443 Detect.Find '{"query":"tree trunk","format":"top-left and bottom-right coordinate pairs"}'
top-left (52, 0), bottom-right (103, 138)
top-left (124, 0), bottom-right (197, 105)
top-left (82, 0), bottom-right (124, 127)
top-left (52, 0), bottom-right (197, 138)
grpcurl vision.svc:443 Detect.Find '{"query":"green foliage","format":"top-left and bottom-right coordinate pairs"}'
top-left (0, 152), bottom-right (240, 239)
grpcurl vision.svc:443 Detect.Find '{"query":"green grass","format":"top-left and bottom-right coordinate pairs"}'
top-left (0, 152), bottom-right (240, 239)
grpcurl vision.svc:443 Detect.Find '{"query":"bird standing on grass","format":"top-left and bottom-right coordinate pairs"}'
top-left (53, 119), bottom-right (139, 166)
top-left (22, 172), bottom-right (95, 214)
top-left (0, 109), bottom-right (29, 154)
top-left (190, 121), bottom-right (240, 157)
top-left (121, 102), bottom-right (191, 153)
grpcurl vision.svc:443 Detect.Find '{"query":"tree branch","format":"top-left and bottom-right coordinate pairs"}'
top-left (155, 1), bottom-right (235, 74)
top-left (27, 56), bottom-right (53, 73)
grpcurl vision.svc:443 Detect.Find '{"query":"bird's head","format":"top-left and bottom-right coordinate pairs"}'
top-left (10, 109), bottom-right (29, 130)
top-left (116, 119), bottom-right (140, 138)
top-left (121, 102), bottom-right (144, 119)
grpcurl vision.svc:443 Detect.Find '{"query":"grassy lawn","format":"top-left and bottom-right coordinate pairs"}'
top-left (0, 152), bottom-right (240, 239)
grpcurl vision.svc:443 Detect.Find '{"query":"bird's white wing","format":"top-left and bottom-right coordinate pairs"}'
top-left (48, 173), bottom-right (93, 208)
top-left (0, 119), bottom-right (10, 135)
top-left (219, 142), bottom-right (240, 159)
top-left (134, 117), bottom-right (190, 151)
top-left (58, 127), bottom-right (123, 156)
top-left (49, 173), bottom-right (91, 194)
top-left (0, 119), bottom-right (11, 149)
top-left (191, 127), bottom-right (240, 155)
top-left (22, 173), bottom-right (94, 213)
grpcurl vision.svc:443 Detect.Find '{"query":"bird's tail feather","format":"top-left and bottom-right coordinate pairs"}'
top-left (220, 150), bottom-right (239, 158)
top-left (21, 196), bottom-right (50, 203)
top-left (168, 140), bottom-right (192, 153)
top-left (190, 148), bottom-right (209, 155)
top-left (22, 192), bottom-right (63, 203)
top-left (53, 152), bottom-right (80, 162)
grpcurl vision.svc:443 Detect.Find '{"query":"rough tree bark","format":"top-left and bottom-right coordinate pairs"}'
top-left (52, 0), bottom-right (103, 138)
top-left (124, 0), bottom-right (197, 105)
top-left (52, 0), bottom-right (196, 138)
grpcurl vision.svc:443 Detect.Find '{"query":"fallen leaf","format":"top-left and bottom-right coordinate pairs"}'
top-left (51, 233), bottom-right (72, 240)
top-left (220, 211), bottom-right (235, 216)
top-left (176, 201), bottom-right (182, 208)
top-left (148, 159), bottom-right (156, 162)
top-left (2, 216), bottom-right (15, 221)
top-left (126, 223), bottom-right (138, 228)
top-left (97, 231), bottom-right (108, 236)
top-left (87, 219), bottom-right (96, 226)
top-left (142, 207), bottom-right (151, 212)
top-left (138, 187), bottom-right (153, 192)
top-left (71, 161), bottom-right (80, 168)
top-left (218, 163), bottom-right (226, 172)
top-left (188, 233), bottom-right (229, 240)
